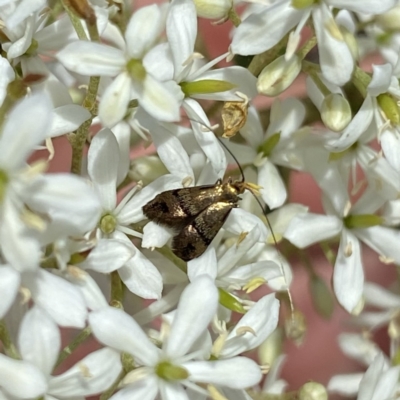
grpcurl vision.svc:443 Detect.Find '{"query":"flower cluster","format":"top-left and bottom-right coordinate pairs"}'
top-left (0, 0), bottom-right (400, 399)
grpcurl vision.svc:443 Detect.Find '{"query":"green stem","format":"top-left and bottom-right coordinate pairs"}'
top-left (228, 8), bottom-right (241, 27)
top-left (352, 66), bottom-right (372, 98)
top-left (0, 320), bottom-right (20, 359)
top-left (297, 35), bottom-right (317, 60)
top-left (110, 270), bottom-right (124, 308)
top-left (55, 326), bottom-right (92, 367)
top-left (319, 241), bottom-right (337, 266)
top-left (99, 369), bottom-right (126, 400)
top-left (61, 0), bottom-right (88, 40)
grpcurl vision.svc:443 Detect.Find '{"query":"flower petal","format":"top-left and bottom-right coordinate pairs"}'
top-left (0, 265), bottom-right (20, 318)
top-left (220, 294), bottom-right (279, 357)
top-left (258, 160), bottom-right (287, 209)
top-left (18, 306), bottom-right (60, 376)
top-left (48, 348), bottom-right (122, 397)
top-left (28, 269), bottom-right (87, 328)
top-left (165, 275), bottom-right (218, 358)
top-left (0, 354), bottom-right (47, 399)
top-left (284, 213), bottom-right (343, 248)
top-left (188, 247), bottom-right (218, 281)
top-left (57, 42), bottom-right (125, 76)
top-left (89, 307), bottom-right (159, 365)
top-left (329, 0), bottom-right (396, 14)
top-left (88, 128), bottom-right (119, 210)
top-left (333, 230), bottom-right (364, 313)
top-left (184, 357), bottom-right (262, 389)
top-left (49, 104), bottom-right (91, 138)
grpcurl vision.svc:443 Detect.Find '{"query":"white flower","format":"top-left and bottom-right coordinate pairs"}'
top-left (0, 306), bottom-right (122, 399)
top-left (0, 92), bottom-right (101, 271)
top-left (57, 4), bottom-right (182, 127)
top-left (89, 276), bottom-right (263, 399)
top-left (231, 1), bottom-right (395, 85)
top-left (86, 128), bottom-right (182, 299)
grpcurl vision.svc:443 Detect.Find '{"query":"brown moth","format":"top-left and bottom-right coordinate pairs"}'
top-left (142, 179), bottom-right (258, 261)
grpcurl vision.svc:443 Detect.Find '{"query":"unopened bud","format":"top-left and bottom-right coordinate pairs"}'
top-left (193, 0), bottom-right (232, 19)
top-left (340, 25), bottom-right (359, 61)
top-left (377, 93), bottom-right (400, 124)
top-left (257, 55), bottom-right (301, 96)
top-left (376, 6), bottom-right (400, 32)
top-left (299, 382), bottom-right (328, 400)
top-left (321, 93), bottom-right (351, 132)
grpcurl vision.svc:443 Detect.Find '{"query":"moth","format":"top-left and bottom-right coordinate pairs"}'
top-left (142, 179), bottom-right (258, 262)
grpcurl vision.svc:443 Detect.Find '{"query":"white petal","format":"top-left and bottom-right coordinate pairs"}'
top-left (29, 269), bottom-right (87, 328)
top-left (145, 118), bottom-right (194, 182)
top-left (325, 96), bottom-right (373, 152)
top-left (284, 213), bottom-right (342, 248)
top-left (380, 129), bottom-right (400, 173)
top-left (167, 0), bottom-right (197, 79)
top-left (333, 230), bottom-right (364, 313)
top-left (364, 282), bottom-right (400, 308)
top-left (328, 0), bottom-right (396, 14)
top-left (327, 373), bottom-right (363, 395)
top-left (18, 306), bottom-right (60, 376)
top-left (109, 376), bottom-right (159, 400)
top-left (0, 354), bottom-right (47, 398)
top-left (220, 294), bottom-right (279, 357)
top-left (118, 249), bottom-right (163, 299)
top-left (165, 275), bottom-right (218, 358)
top-left (80, 239), bottom-right (134, 273)
top-left (88, 128), bottom-right (119, 210)
top-left (48, 348), bottom-right (122, 397)
top-left (367, 64), bottom-right (393, 96)
top-left (188, 247), bottom-right (218, 281)
top-left (26, 174), bottom-right (102, 235)
top-left (5, 0), bottom-right (46, 29)
top-left (112, 122), bottom-right (131, 185)
top-left (184, 357), bottom-right (262, 389)
top-left (257, 160), bottom-right (287, 209)
top-left (194, 66), bottom-right (258, 100)
top-left (0, 56), bottom-right (14, 106)
top-left (354, 225), bottom-right (400, 264)
top-left (313, 4), bottom-right (353, 86)
top-left (6, 16), bottom-right (35, 59)
top-left (223, 260), bottom-right (281, 284)
top-left (159, 381), bottom-right (189, 400)
top-left (49, 104), bottom-right (91, 138)
top-left (99, 72), bottom-right (132, 128)
top-left (0, 266), bottom-right (19, 318)
top-left (231, 2), bottom-right (304, 56)
top-left (240, 105), bottom-right (264, 148)
top-left (66, 268), bottom-right (109, 311)
top-left (134, 74), bottom-right (181, 122)
top-left (89, 307), bottom-right (159, 365)
top-left (57, 42), bottom-right (125, 76)
top-left (125, 4), bottom-right (164, 59)
top-left (224, 208), bottom-right (268, 240)
top-left (0, 92), bottom-right (52, 170)
top-left (0, 198), bottom-right (41, 271)
top-left (142, 222), bottom-right (172, 249)
top-left (183, 98), bottom-right (227, 178)
top-left (117, 174), bottom-right (182, 224)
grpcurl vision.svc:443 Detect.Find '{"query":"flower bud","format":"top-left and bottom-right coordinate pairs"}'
top-left (377, 93), bottom-right (400, 124)
top-left (376, 5), bottom-right (400, 32)
top-left (193, 0), bottom-right (232, 20)
top-left (340, 25), bottom-right (359, 61)
top-left (257, 55), bottom-right (301, 96)
top-left (299, 382), bottom-right (328, 400)
top-left (321, 93), bottom-right (351, 132)
top-left (291, 0), bottom-right (315, 9)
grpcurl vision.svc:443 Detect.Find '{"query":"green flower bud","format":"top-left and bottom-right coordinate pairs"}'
top-left (310, 275), bottom-right (334, 318)
top-left (155, 361), bottom-right (189, 381)
top-left (180, 79), bottom-right (236, 97)
top-left (376, 6), bottom-right (400, 32)
top-left (343, 214), bottom-right (383, 229)
top-left (299, 382), bottom-right (328, 400)
top-left (377, 93), bottom-right (400, 125)
top-left (321, 93), bottom-right (352, 132)
top-left (257, 55), bottom-right (301, 96)
top-left (218, 288), bottom-right (246, 313)
top-left (193, 0), bottom-right (232, 19)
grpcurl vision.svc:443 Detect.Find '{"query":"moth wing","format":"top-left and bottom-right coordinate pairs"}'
top-left (172, 201), bottom-right (236, 262)
top-left (142, 183), bottom-right (226, 229)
